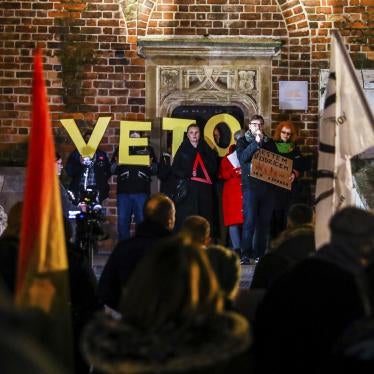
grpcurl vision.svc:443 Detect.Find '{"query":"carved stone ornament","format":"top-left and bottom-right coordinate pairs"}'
top-left (138, 37), bottom-right (282, 141)
top-left (158, 66), bottom-right (259, 119)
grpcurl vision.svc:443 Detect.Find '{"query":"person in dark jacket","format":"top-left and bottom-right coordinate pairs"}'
top-left (65, 131), bottom-right (111, 204)
top-left (111, 132), bottom-right (158, 241)
top-left (180, 215), bottom-right (211, 249)
top-left (56, 154), bottom-right (78, 220)
top-left (172, 124), bottom-right (218, 231)
top-left (315, 206), bottom-right (374, 279)
top-left (55, 153), bottom-right (80, 243)
top-left (83, 236), bottom-right (251, 374)
top-left (0, 202), bottom-right (22, 296)
top-left (250, 203), bottom-right (315, 289)
top-left (97, 193), bottom-right (175, 310)
top-left (253, 257), bottom-right (368, 374)
top-left (0, 289), bottom-right (66, 374)
top-left (157, 148), bottom-right (177, 199)
top-left (236, 114), bottom-right (279, 264)
top-left (253, 206), bottom-right (373, 374)
top-left (206, 244), bottom-right (241, 310)
top-left (271, 120), bottom-right (309, 237)
top-left (63, 217), bottom-right (103, 374)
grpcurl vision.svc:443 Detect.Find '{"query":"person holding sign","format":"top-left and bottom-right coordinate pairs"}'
top-left (271, 121), bottom-right (307, 237)
top-left (172, 124), bottom-right (218, 231)
top-left (111, 131), bottom-right (158, 242)
top-left (236, 115), bottom-right (279, 264)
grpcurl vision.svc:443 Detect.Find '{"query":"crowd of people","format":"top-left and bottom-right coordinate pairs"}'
top-left (1, 114), bottom-right (374, 373)
top-left (1, 196), bottom-right (374, 373)
top-left (54, 116), bottom-right (311, 263)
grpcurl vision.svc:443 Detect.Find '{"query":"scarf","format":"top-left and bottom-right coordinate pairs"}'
top-left (276, 141), bottom-right (294, 154)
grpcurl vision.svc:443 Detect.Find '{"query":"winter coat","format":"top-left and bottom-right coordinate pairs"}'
top-left (251, 224), bottom-right (316, 290)
top-left (59, 181), bottom-right (78, 219)
top-left (172, 138), bottom-right (218, 229)
top-left (253, 258), bottom-right (368, 374)
top-left (0, 236), bottom-right (18, 295)
top-left (273, 141), bottom-right (307, 209)
top-left (236, 131), bottom-right (278, 190)
top-left (111, 146), bottom-right (158, 195)
top-left (270, 223), bottom-right (316, 259)
top-left (97, 220), bottom-right (172, 310)
top-left (172, 138), bottom-right (217, 183)
top-left (65, 149), bottom-right (111, 203)
top-left (158, 151), bottom-right (177, 199)
top-left (218, 146), bottom-right (243, 226)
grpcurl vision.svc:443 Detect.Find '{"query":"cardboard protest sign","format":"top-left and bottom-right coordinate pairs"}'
top-left (250, 148), bottom-right (293, 190)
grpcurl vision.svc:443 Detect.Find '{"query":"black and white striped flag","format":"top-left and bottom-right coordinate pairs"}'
top-left (315, 30), bottom-right (374, 249)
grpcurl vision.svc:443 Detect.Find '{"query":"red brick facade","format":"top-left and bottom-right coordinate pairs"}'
top-left (0, 0), bottom-right (373, 222)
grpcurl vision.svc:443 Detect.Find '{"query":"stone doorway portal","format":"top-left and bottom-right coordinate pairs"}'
top-left (137, 37), bottom-right (282, 155)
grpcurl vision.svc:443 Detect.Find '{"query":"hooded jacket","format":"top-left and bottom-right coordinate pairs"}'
top-left (82, 311), bottom-right (251, 374)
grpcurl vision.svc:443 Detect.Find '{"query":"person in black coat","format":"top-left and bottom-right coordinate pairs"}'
top-left (236, 114), bottom-right (279, 264)
top-left (0, 288), bottom-right (66, 374)
top-left (83, 236), bottom-right (252, 374)
top-left (253, 206), bottom-right (374, 374)
top-left (158, 149), bottom-right (177, 199)
top-left (0, 202), bottom-right (22, 296)
top-left (172, 124), bottom-right (218, 231)
top-left (253, 257), bottom-right (368, 374)
top-left (97, 193), bottom-right (176, 311)
top-left (61, 217), bottom-right (103, 374)
top-left (250, 203), bottom-right (315, 290)
top-left (55, 154), bottom-right (78, 217)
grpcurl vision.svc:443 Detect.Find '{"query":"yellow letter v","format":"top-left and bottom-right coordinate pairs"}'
top-left (60, 117), bottom-right (111, 158)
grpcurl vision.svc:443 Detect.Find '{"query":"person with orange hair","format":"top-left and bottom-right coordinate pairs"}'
top-left (272, 120), bottom-right (307, 237)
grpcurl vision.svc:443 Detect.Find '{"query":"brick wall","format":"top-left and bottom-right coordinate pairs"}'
top-left (1, 0), bottom-right (373, 226)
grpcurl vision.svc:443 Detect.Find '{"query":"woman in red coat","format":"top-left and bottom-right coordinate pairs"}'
top-left (219, 131), bottom-right (244, 252)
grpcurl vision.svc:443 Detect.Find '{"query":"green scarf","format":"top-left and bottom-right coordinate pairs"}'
top-left (276, 141), bottom-right (294, 154)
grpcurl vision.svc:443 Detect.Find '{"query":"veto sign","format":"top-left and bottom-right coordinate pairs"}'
top-left (250, 149), bottom-right (293, 190)
top-left (60, 114), bottom-right (241, 165)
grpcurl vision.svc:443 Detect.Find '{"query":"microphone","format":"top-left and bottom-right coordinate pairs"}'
top-left (93, 204), bottom-right (102, 212)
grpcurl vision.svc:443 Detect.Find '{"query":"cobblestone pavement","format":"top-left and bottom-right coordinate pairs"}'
top-left (240, 265), bottom-right (255, 289)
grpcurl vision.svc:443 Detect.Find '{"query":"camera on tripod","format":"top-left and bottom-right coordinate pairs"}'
top-left (76, 189), bottom-right (105, 236)
top-left (75, 188), bottom-right (106, 263)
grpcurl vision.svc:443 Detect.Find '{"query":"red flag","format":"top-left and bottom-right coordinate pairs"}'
top-left (15, 47), bottom-right (73, 370)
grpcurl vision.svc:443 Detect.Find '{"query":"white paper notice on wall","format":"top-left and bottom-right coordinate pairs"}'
top-left (279, 81), bottom-right (308, 111)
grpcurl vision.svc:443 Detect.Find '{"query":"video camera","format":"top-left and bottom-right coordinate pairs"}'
top-left (74, 188), bottom-right (106, 264)
top-left (76, 189), bottom-right (105, 236)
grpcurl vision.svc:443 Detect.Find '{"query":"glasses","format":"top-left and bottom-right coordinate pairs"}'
top-left (281, 131), bottom-right (292, 136)
top-left (250, 122), bottom-right (262, 127)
